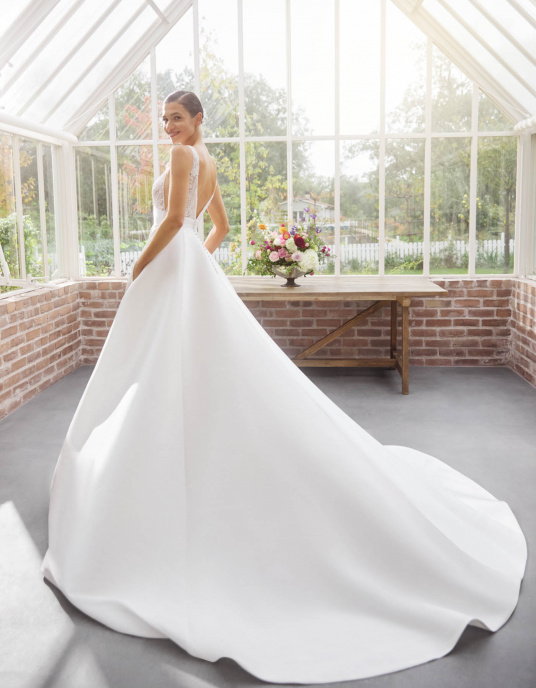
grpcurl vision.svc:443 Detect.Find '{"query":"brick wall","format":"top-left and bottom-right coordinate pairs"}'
top-left (0, 282), bottom-right (80, 418)
top-left (1, 276), bottom-right (535, 419)
top-left (246, 278), bottom-right (513, 366)
top-left (510, 279), bottom-right (536, 388)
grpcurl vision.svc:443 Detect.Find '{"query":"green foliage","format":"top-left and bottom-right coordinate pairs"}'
top-left (0, 211), bottom-right (46, 278)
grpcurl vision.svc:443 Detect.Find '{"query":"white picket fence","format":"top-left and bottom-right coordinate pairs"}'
top-left (80, 234), bottom-right (514, 275)
top-left (339, 234), bottom-right (514, 265)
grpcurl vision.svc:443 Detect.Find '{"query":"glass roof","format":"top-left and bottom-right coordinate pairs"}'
top-left (0, 0), bottom-right (192, 135)
top-left (0, 0), bottom-right (534, 138)
top-left (393, 0), bottom-right (536, 122)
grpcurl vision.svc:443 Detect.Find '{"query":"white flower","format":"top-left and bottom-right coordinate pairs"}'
top-left (298, 248), bottom-right (320, 273)
top-left (285, 237), bottom-right (297, 252)
top-left (273, 235), bottom-right (283, 247)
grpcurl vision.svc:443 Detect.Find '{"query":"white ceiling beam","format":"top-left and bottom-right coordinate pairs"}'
top-left (0, 0), bottom-right (86, 95)
top-left (63, 0), bottom-right (192, 136)
top-left (15, 0), bottom-right (123, 119)
top-left (514, 114), bottom-right (536, 133)
top-left (0, 110), bottom-right (77, 144)
top-left (145, 0), bottom-right (170, 23)
top-left (391, 0), bottom-right (529, 122)
top-left (0, 0), bottom-right (61, 71)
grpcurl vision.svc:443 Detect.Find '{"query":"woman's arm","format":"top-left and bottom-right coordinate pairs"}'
top-left (203, 183), bottom-right (231, 254)
top-left (132, 145), bottom-right (192, 280)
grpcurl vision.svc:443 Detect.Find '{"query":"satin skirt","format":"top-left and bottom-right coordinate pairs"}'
top-left (41, 213), bottom-right (527, 684)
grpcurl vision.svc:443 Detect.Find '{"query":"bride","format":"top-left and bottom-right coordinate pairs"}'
top-left (41, 90), bottom-right (527, 685)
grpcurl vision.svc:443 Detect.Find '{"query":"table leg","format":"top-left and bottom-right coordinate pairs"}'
top-left (390, 301), bottom-right (397, 359)
top-left (401, 296), bottom-right (411, 394)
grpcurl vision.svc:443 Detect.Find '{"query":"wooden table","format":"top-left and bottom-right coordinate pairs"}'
top-left (228, 275), bottom-right (448, 395)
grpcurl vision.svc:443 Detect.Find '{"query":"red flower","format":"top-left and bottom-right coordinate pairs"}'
top-left (294, 235), bottom-right (306, 249)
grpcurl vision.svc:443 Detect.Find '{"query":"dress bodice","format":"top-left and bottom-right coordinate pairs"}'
top-left (151, 144), bottom-right (216, 228)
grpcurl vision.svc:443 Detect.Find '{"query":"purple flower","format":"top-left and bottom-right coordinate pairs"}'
top-left (303, 207), bottom-right (310, 213)
top-left (310, 213), bottom-right (317, 219)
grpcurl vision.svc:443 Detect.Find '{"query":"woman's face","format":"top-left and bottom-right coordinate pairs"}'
top-left (161, 102), bottom-right (201, 144)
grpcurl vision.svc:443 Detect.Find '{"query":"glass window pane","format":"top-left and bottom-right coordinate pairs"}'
top-left (291, 0), bottom-right (335, 136)
top-left (78, 99), bottom-right (110, 141)
top-left (478, 90), bottom-right (513, 131)
top-left (115, 56), bottom-right (152, 141)
top-left (386, 1), bottom-right (426, 133)
top-left (476, 136), bottom-right (516, 274)
top-left (76, 146), bottom-right (113, 277)
top-left (293, 140), bottom-right (335, 275)
top-left (244, 0), bottom-right (287, 137)
top-left (20, 139), bottom-right (44, 279)
top-left (117, 145), bottom-right (154, 276)
top-left (156, 6), bottom-right (195, 135)
top-left (430, 138), bottom-right (471, 275)
top-left (246, 142), bottom-right (287, 225)
top-left (245, 142), bottom-right (287, 275)
top-left (0, 133), bottom-right (20, 281)
top-left (340, 0), bottom-right (380, 135)
top-left (340, 141), bottom-right (379, 275)
top-left (432, 45), bottom-right (471, 132)
top-left (385, 139), bottom-right (425, 274)
top-left (206, 142), bottom-right (239, 274)
top-left (199, 0), bottom-right (239, 137)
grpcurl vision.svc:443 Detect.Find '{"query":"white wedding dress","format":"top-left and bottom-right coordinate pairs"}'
top-left (41, 145), bottom-right (527, 685)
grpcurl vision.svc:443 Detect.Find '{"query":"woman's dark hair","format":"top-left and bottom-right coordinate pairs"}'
top-left (163, 90), bottom-right (204, 121)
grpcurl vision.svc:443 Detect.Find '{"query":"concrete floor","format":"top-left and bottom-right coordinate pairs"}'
top-left (1, 365), bottom-right (534, 688)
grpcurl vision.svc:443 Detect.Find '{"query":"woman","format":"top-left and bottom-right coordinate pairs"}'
top-left (41, 91), bottom-right (527, 685)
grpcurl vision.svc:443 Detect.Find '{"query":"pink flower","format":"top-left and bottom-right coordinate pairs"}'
top-left (291, 251), bottom-right (302, 262)
top-left (269, 251), bottom-right (280, 262)
top-left (250, 239), bottom-right (255, 245)
top-left (278, 248), bottom-right (288, 258)
top-left (255, 250), bottom-right (262, 259)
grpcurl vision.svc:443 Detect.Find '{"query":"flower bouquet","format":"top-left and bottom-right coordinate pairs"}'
top-left (245, 208), bottom-right (335, 287)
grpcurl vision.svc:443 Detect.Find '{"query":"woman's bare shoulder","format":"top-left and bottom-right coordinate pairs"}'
top-left (169, 144), bottom-right (193, 169)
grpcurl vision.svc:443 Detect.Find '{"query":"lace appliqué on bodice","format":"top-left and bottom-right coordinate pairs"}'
top-left (152, 145), bottom-right (200, 220)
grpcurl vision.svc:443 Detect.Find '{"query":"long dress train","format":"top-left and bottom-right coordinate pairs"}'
top-left (40, 145), bottom-right (527, 685)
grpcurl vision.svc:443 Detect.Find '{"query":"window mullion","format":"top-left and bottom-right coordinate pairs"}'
top-left (468, 84), bottom-right (479, 278)
top-left (334, 0), bottom-right (340, 277)
top-left (109, 93), bottom-right (121, 278)
top-left (379, 0), bottom-right (386, 277)
top-left (36, 142), bottom-right (49, 281)
top-left (423, 38), bottom-right (432, 277)
top-left (238, 0), bottom-right (247, 273)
